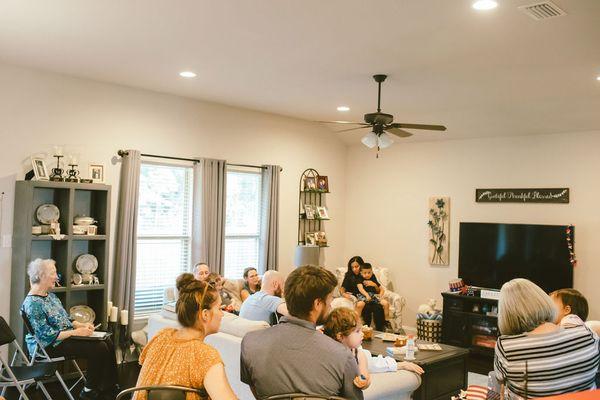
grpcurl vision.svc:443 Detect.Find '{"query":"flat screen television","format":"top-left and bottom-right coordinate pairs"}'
top-left (458, 222), bottom-right (573, 293)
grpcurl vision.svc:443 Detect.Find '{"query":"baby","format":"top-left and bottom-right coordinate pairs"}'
top-left (550, 288), bottom-right (588, 327)
top-left (207, 272), bottom-right (235, 313)
top-left (323, 307), bottom-right (423, 391)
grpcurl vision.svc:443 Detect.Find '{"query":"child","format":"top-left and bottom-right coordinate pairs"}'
top-left (357, 263), bottom-right (390, 330)
top-left (550, 288), bottom-right (588, 327)
top-left (323, 308), bottom-right (423, 391)
top-left (207, 272), bottom-right (235, 313)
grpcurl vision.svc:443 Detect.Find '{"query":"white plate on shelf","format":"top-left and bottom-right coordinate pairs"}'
top-left (75, 254), bottom-right (98, 274)
top-left (69, 305), bottom-right (96, 324)
top-left (36, 204), bottom-right (60, 224)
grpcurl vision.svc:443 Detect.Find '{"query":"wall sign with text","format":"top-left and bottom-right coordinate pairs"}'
top-left (475, 188), bottom-right (569, 203)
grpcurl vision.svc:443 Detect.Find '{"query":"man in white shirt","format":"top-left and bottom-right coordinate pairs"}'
top-left (239, 270), bottom-right (288, 324)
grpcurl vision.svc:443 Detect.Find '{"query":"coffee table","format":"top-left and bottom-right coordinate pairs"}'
top-left (361, 334), bottom-right (468, 400)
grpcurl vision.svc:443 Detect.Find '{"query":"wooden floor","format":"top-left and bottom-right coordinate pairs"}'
top-left (3, 362), bottom-right (141, 400)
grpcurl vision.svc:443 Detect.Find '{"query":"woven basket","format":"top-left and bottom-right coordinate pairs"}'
top-left (417, 318), bottom-right (442, 343)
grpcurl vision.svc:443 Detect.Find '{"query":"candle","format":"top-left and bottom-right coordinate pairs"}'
top-left (109, 306), bottom-right (118, 322)
top-left (69, 154), bottom-right (78, 165)
top-left (120, 310), bottom-right (129, 325)
top-left (107, 301), bottom-right (113, 321)
top-left (53, 146), bottom-right (63, 157)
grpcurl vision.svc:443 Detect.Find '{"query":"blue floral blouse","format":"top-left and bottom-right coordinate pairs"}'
top-left (22, 293), bottom-right (73, 355)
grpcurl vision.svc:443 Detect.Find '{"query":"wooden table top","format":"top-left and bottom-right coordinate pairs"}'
top-left (361, 334), bottom-right (469, 366)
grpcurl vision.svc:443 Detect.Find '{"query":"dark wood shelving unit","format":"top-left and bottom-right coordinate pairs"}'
top-left (297, 168), bottom-right (329, 247)
top-left (441, 291), bottom-right (499, 373)
top-left (10, 180), bottom-right (111, 343)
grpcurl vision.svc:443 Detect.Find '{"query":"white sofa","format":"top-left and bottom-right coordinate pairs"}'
top-left (331, 266), bottom-right (406, 333)
top-left (148, 308), bottom-right (420, 400)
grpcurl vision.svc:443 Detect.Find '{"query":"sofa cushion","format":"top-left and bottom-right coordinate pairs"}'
top-left (220, 311), bottom-right (269, 337)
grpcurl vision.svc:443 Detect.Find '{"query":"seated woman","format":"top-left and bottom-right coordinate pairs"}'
top-left (240, 267), bottom-right (260, 302)
top-left (135, 273), bottom-right (237, 400)
top-left (341, 257), bottom-right (386, 330)
top-left (22, 259), bottom-right (118, 400)
top-left (493, 278), bottom-right (599, 398)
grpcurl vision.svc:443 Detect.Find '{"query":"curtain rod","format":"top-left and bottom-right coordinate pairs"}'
top-left (116, 150), bottom-right (282, 171)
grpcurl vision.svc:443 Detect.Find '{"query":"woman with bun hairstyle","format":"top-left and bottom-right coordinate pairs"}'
top-left (134, 273), bottom-right (237, 400)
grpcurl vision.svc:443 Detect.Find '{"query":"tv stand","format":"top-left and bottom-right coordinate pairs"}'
top-left (441, 291), bottom-right (499, 373)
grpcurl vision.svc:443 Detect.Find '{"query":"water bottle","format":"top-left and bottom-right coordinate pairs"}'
top-left (405, 334), bottom-right (416, 360)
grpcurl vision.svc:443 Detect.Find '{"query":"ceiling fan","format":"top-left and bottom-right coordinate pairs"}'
top-left (320, 74), bottom-right (446, 156)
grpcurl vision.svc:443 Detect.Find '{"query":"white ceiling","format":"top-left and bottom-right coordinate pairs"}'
top-left (1, 0), bottom-right (599, 143)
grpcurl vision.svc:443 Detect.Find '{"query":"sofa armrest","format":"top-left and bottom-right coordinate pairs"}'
top-left (382, 290), bottom-right (406, 331)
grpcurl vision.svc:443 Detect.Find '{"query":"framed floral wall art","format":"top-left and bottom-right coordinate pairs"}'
top-left (428, 196), bottom-right (450, 266)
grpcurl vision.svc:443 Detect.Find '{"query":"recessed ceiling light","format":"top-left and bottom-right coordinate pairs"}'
top-left (472, 0), bottom-right (498, 10)
top-left (179, 71), bottom-right (197, 78)
top-left (596, 76), bottom-right (600, 81)
top-left (337, 106), bottom-right (350, 112)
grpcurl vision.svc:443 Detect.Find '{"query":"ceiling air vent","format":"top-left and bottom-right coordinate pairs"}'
top-left (519, 1), bottom-right (566, 20)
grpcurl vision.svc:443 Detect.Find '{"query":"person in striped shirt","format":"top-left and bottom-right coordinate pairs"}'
top-left (493, 278), bottom-right (599, 399)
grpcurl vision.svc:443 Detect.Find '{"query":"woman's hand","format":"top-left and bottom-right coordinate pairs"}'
top-left (71, 326), bottom-right (93, 337)
top-left (398, 361), bottom-right (424, 375)
top-left (342, 292), bottom-right (353, 300)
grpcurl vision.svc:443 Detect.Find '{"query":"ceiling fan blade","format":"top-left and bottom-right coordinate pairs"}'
top-left (391, 123), bottom-right (447, 131)
top-left (316, 120), bottom-right (369, 125)
top-left (385, 128), bottom-right (413, 138)
top-left (336, 126), bottom-right (372, 133)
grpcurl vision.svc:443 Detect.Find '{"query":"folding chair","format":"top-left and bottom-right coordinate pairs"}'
top-left (20, 308), bottom-right (84, 400)
top-left (0, 316), bottom-right (58, 400)
top-left (115, 385), bottom-right (206, 400)
top-left (263, 394), bottom-right (348, 400)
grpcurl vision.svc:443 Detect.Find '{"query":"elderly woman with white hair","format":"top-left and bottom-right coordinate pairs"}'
top-left (494, 278), bottom-right (599, 398)
top-left (21, 258), bottom-right (118, 400)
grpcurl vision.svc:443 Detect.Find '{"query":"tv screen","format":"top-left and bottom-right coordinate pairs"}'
top-left (458, 222), bottom-right (573, 293)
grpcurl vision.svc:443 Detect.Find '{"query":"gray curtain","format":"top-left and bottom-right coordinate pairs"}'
top-left (260, 165), bottom-right (280, 271)
top-left (192, 158), bottom-right (227, 275)
top-left (112, 149), bottom-right (141, 328)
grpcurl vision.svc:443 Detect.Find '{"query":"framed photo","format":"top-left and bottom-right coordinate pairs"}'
top-left (317, 175), bottom-right (329, 192)
top-left (304, 204), bottom-right (316, 220)
top-left (31, 157), bottom-right (49, 180)
top-left (305, 232), bottom-right (317, 246)
top-left (315, 231), bottom-right (328, 246)
top-left (89, 164), bottom-right (105, 183)
top-left (304, 176), bottom-right (317, 191)
top-left (316, 206), bottom-right (330, 220)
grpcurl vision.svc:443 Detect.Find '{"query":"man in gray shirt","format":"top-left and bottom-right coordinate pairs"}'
top-left (239, 270), bottom-right (288, 324)
top-left (241, 266), bottom-right (364, 400)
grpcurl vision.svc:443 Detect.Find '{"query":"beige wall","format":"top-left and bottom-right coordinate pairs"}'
top-left (343, 131), bottom-right (600, 327)
top-left (0, 63), bottom-right (348, 322)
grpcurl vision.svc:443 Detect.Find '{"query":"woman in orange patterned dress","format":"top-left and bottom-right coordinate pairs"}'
top-left (134, 273), bottom-right (237, 400)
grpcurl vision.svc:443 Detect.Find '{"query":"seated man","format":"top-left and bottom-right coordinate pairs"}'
top-left (239, 270), bottom-right (288, 324)
top-left (192, 262), bottom-right (210, 282)
top-left (241, 266), bottom-right (364, 400)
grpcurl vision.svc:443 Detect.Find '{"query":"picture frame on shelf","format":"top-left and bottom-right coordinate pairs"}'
top-left (315, 231), bottom-right (327, 246)
top-left (304, 204), bottom-right (316, 220)
top-left (316, 206), bottom-right (330, 220)
top-left (304, 176), bottom-right (317, 191)
top-left (89, 164), bottom-right (105, 183)
top-left (317, 175), bottom-right (329, 192)
top-left (31, 157), bottom-right (49, 181)
top-left (305, 232), bottom-right (317, 246)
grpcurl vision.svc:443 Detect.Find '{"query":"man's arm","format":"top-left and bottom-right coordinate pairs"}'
top-left (276, 301), bottom-right (288, 316)
top-left (341, 354), bottom-right (365, 400)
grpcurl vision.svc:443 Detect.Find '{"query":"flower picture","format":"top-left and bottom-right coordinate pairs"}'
top-left (428, 196), bottom-right (450, 266)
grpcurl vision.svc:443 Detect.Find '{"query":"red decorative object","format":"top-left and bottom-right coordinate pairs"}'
top-left (566, 225), bottom-right (577, 267)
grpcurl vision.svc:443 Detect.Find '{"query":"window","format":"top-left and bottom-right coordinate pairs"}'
top-left (224, 169), bottom-right (263, 280)
top-left (135, 163), bottom-right (193, 318)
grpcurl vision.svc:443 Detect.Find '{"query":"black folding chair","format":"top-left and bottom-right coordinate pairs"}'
top-left (116, 385), bottom-right (207, 400)
top-left (263, 394), bottom-right (348, 400)
top-left (0, 316), bottom-right (58, 400)
top-left (20, 308), bottom-right (84, 400)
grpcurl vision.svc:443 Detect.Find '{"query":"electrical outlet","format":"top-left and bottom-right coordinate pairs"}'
top-left (2, 235), bottom-right (12, 248)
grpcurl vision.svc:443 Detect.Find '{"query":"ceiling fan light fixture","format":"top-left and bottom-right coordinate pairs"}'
top-left (378, 132), bottom-right (394, 149)
top-left (337, 106), bottom-right (350, 112)
top-left (361, 132), bottom-right (378, 148)
top-left (472, 0), bottom-right (498, 10)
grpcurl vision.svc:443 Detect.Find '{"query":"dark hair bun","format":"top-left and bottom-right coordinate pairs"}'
top-left (176, 273), bottom-right (199, 292)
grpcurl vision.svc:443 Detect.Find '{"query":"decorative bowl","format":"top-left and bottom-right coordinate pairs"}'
top-left (74, 216), bottom-right (96, 226)
top-left (69, 305), bottom-right (96, 324)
